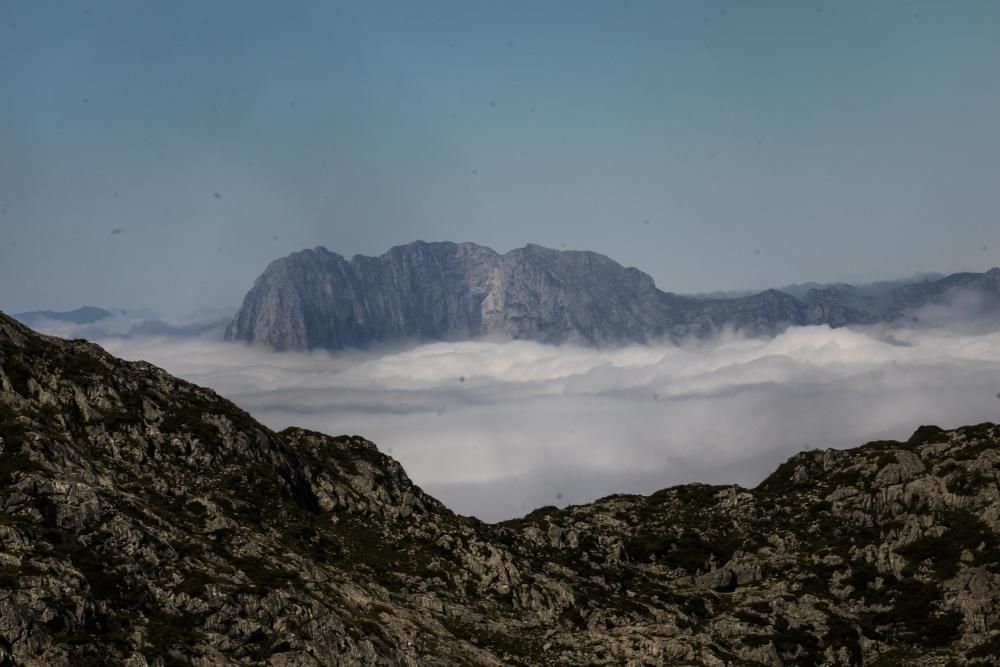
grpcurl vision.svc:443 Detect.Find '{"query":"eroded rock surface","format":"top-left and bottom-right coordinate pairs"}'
top-left (224, 242), bottom-right (1000, 351)
top-left (1, 312), bottom-right (999, 665)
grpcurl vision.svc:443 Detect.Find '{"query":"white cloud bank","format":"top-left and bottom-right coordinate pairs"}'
top-left (96, 325), bottom-right (1000, 521)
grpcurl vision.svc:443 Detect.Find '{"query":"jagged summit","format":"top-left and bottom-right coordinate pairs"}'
top-left (225, 241), bottom-right (1000, 351)
top-left (2, 311), bottom-right (1000, 665)
top-left (225, 241), bottom-right (676, 351)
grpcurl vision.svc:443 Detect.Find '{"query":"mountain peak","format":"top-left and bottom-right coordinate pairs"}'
top-left (225, 245), bottom-right (1000, 351)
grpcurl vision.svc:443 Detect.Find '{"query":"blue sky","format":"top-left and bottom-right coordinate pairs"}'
top-left (2, 1), bottom-right (999, 315)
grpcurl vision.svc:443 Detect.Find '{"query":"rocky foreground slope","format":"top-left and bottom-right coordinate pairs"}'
top-left (225, 241), bottom-right (1000, 351)
top-left (2, 311), bottom-right (1000, 665)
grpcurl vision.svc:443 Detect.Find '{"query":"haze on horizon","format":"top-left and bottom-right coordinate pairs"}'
top-left (2, 1), bottom-right (1000, 316)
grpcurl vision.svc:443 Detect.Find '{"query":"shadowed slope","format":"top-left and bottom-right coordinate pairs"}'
top-left (2, 312), bottom-right (999, 665)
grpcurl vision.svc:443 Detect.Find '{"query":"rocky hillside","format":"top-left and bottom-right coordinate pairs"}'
top-left (2, 311), bottom-right (1000, 665)
top-left (224, 241), bottom-right (1000, 351)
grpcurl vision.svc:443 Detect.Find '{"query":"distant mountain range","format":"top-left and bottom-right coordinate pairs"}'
top-left (11, 307), bottom-right (232, 341)
top-left (225, 241), bottom-right (1000, 351)
top-left (13, 306), bottom-right (115, 327)
top-left (685, 273), bottom-right (946, 301)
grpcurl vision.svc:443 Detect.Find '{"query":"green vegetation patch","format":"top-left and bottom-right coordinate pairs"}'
top-left (159, 402), bottom-right (221, 444)
top-left (0, 450), bottom-right (43, 485)
top-left (0, 400), bottom-right (28, 446)
top-left (944, 468), bottom-right (990, 496)
top-left (623, 528), bottom-right (739, 571)
top-left (756, 458), bottom-right (804, 493)
top-left (867, 577), bottom-right (962, 648)
top-left (907, 425), bottom-right (947, 446)
top-left (233, 555), bottom-right (297, 591)
top-left (144, 608), bottom-right (205, 665)
top-left (969, 633), bottom-right (1000, 659)
top-left (897, 510), bottom-right (997, 578)
top-left (61, 350), bottom-right (108, 385)
top-left (869, 650), bottom-right (923, 667)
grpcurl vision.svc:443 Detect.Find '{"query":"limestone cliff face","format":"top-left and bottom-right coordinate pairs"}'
top-left (3, 311), bottom-right (1000, 665)
top-left (225, 242), bottom-right (684, 350)
top-left (226, 241), bottom-right (1000, 351)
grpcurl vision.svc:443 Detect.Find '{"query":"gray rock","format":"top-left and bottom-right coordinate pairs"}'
top-left (2, 313), bottom-right (1000, 665)
top-left (226, 242), bottom-right (1000, 351)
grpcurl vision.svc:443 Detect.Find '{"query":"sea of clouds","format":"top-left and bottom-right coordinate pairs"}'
top-left (89, 319), bottom-right (1000, 522)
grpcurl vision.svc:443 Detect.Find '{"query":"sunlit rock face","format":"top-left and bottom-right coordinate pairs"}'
top-left (225, 241), bottom-right (1000, 351)
top-left (3, 311), bottom-right (1000, 665)
top-left (225, 241), bottom-right (692, 350)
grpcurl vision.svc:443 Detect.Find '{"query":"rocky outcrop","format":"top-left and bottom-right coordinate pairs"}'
top-left (225, 242), bottom-right (1000, 351)
top-left (3, 312), bottom-right (1000, 665)
top-left (225, 242), bottom-right (691, 350)
top-left (225, 242), bottom-right (834, 350)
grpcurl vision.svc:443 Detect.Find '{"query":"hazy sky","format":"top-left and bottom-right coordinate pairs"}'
top-left (2, 1), bottom-right (1000, 315)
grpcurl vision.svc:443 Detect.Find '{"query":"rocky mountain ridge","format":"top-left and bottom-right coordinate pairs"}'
top-left (12, 307), bottom-right (114, 327)
top-left (225, 242), bottom-right (1000, 351)
top-left (2, 311), bottom-right (1000, 665)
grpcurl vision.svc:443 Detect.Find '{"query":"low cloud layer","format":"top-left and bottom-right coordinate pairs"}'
top-left (95, 324), bottom-right (1000, 521)
top-left (23, 311), bottom-right (231, 342)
